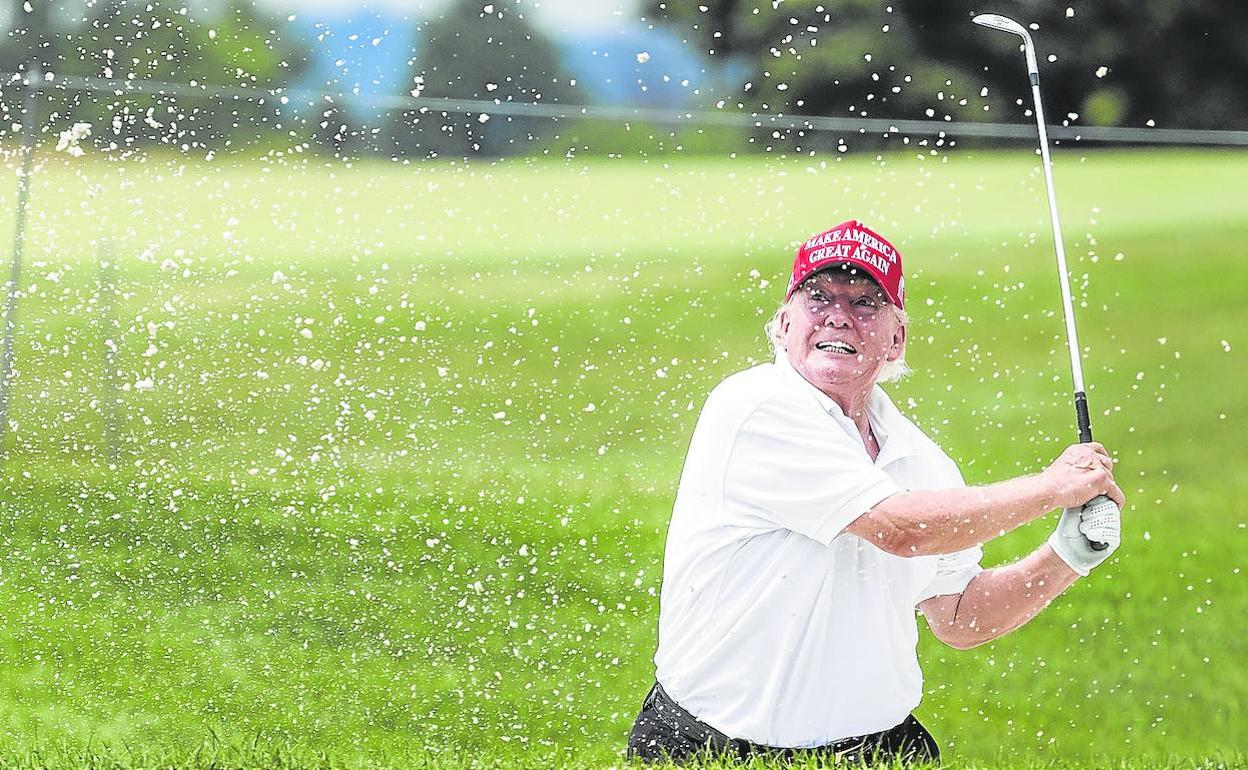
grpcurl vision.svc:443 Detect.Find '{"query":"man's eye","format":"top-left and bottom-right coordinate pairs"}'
top-left (854, 297), bottom-right (877, 307)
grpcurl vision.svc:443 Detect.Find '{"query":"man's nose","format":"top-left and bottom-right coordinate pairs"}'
top-left (824, 303), bottom-right (852, 326)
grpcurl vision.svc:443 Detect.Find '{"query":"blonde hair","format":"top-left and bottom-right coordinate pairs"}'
top-left (764, 297), bottom-right (912, 383)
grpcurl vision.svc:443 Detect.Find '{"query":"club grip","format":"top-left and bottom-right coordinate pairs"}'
top-left (1081, 494), bottom-right (1116, 551)
top-left (1073, 390), bottom-right (1110, 549)
top-left (1074, 390), bottom-right (1093, 444)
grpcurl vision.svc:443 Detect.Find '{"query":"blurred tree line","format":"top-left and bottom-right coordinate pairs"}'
top-left (1, 0), bottom-right (307, 152)
top-left (2, 0), bottom-right (1245, 158)
top-left (0, 0), bottom-right (574, 157)
top-left (643, 0), bottom-right (1248, 150)
top-left (379, 1), bottom-right (575, 158)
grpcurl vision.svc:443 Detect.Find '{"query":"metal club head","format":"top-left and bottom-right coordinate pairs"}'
top-left (972, 13), bottom-right (1039, 77)
top-left (972, 13), bottom-right (1028, 37)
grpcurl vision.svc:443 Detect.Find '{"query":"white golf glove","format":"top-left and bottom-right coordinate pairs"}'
top-left (1048, 497), bottom-right (1121, 576)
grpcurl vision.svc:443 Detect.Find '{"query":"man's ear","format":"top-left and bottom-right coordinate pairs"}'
top-left (886, 322), bottom-right (907, 362)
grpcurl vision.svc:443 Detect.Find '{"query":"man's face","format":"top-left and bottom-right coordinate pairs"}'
top-left (779, 268), bottom-right (906, 399)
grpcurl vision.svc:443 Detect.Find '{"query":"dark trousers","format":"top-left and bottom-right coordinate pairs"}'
top-left (627, 682), bottom-right (940, 765)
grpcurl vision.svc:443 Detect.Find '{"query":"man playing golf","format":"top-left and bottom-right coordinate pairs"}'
top-left (627, 220), bottom-right (1124, 764)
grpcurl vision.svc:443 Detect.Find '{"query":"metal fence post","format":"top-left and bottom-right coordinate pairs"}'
top-left (0, 65), bottom-right (42, 464)
top-left (97, 239), bottom-right (122, 467)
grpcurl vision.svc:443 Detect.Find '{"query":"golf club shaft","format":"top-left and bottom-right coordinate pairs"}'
top-left (1028, 77), bottom-right (1111, 550)
top-left (1028, 82), bottom-right (1090, 433)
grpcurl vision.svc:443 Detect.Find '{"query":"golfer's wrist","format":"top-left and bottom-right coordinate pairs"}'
top-left (1003, 473), bottom-right (1059, 523)
top-left (1044, 538), bottom-right (1089, 578)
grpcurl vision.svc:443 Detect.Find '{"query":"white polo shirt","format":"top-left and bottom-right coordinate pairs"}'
top-left (653, 355), bottom-right (982, 748)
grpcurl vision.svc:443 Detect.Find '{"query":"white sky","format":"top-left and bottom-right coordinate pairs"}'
top-left (257, 0), bottom-right (644, 33)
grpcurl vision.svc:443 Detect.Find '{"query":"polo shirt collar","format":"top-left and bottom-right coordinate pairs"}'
top-left (772, 353), bottom-right (920, 466)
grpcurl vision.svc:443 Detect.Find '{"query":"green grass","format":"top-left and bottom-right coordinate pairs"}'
top-left (0, 147), bottom-right (1244, 768)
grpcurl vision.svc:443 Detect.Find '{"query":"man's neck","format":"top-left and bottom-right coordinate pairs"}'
top-left (829, 390), bottom-right (877, 459)
top-left (830, 390), bottom-right (871, 427)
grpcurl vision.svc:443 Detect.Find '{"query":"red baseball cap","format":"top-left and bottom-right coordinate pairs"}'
top-left (786, 220), bottom-right (905, 309)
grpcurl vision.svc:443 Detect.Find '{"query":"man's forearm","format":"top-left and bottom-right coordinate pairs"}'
top-left (925, 545), bottom-right (1080, 648)
top-left (848, 474), bottom-right (1058, 556)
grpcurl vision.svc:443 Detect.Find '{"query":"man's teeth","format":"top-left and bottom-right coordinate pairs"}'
top-left (816, 341), bottom-right (857, 354)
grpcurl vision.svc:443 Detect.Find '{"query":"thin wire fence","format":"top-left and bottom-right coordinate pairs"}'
top-left (12, 72), bottom-right (1248, 147)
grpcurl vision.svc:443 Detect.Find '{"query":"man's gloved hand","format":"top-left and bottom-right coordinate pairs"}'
top-left (1048, 499), bottom-right (1121, 576)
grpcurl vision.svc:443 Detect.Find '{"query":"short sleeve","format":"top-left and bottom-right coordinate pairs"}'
top-left (723, 396), bottom-right (904, 545)
top-left (915, 545), bottom-right (984, 603)
top-left (914, 457), bottom-right (983, 602)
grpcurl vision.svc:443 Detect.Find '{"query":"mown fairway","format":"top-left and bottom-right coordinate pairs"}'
top-left (0, 147), bottom-right (1244, 768)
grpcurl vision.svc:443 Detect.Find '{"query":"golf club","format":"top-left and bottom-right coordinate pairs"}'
top-left (972, 13), bottom-right (1116, 551)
